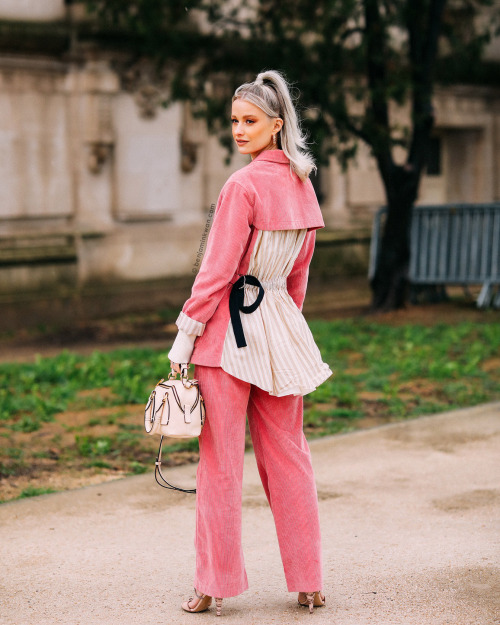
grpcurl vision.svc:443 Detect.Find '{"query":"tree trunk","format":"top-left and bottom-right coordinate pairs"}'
top-left (370, 165), bottom-right (420, 310)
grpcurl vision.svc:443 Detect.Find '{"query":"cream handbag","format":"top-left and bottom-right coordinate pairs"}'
top-left (144, 365), bottom-right (205, 493)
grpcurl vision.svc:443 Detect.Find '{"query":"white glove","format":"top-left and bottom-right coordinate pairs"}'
top-left (167, 329), bottom-right (197, 365)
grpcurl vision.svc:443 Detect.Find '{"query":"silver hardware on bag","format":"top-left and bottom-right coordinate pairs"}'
top-left (144, 364), bottom-right (205, 493)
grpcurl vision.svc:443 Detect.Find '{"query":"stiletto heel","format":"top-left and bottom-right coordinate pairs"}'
top-left (298, 591), bottom-right (326, 613)
top-left (215, 597), bottom-right (223, 616)
top-left (306, 593), bottom-right (314, 614)
top-left (181, 588), bottom-right (212, 613)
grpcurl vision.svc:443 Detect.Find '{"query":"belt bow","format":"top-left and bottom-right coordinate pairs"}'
top-left (229, 274), bottom-right (264, 348)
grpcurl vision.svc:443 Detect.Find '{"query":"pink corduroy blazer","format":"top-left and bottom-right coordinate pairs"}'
top-left (175, 149), bottom-right (325, 367)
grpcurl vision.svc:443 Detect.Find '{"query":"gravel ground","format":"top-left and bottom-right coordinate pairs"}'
top-left (1, 403), bottom-right (499, 625)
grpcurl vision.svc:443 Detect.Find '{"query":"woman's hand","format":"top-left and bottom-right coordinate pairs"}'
top-left (170, 361), bottom-right (181, 374)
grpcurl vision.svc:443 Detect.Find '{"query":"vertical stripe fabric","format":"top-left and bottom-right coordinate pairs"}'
top-left (176, 310), bottom-right (206, 337)
top-left (220, 229), bottom-right (332, 396)
top-left (193, 364), bottom-right (323, 598)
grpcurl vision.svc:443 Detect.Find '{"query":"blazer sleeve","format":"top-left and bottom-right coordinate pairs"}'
top-left (286, 229), bottom-right (316, 312)
top-left (176, 180), bottom-right (254, 336)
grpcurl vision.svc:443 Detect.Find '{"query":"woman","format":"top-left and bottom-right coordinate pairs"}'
top-left (168, 69), bottom-right (332, 616)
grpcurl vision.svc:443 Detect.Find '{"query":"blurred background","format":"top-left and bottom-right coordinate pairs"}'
top-left (0, 0), bottom-right (499, 333)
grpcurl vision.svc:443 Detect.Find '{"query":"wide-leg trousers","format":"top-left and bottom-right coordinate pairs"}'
top-left (193, 364), bottom-right (323, 598)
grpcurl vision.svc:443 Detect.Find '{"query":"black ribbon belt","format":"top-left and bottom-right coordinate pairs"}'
top-left (229, 274), bottom-right (265, 348)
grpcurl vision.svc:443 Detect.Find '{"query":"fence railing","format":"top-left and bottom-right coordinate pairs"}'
top-left (369, 203), bottom-right (500, 308)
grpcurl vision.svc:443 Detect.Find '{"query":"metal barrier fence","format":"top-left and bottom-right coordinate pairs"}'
top-left (369, 203), bottom-right (500, 308)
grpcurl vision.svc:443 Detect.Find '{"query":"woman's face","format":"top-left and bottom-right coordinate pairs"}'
top-left (231, 98), bottom-right (282, 160)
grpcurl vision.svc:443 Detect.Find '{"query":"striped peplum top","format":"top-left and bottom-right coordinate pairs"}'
top-left (220, 228), bottom-right (333, 397)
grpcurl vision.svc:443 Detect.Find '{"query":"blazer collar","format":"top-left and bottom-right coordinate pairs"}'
top-left (251, 149), bottom-right (289, 164)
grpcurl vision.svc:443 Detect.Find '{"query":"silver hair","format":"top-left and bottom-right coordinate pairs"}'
top-left (232, 69), bottom-right (317, 182)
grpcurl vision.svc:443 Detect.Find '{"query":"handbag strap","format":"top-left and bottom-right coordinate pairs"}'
top-left (154, 435), bottom-right (197, 494)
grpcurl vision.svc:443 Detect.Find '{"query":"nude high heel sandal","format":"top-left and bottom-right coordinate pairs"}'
top-left (298, 591), bottom-right (326, 614)
top-left (181, 589), bottom-right (223, 616)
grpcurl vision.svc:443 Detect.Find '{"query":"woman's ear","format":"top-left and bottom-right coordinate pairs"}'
top-left (274, 118), bottom-right (284, 133)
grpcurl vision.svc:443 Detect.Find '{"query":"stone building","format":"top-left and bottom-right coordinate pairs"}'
top-left (0, 1), bottom-right (499, 327)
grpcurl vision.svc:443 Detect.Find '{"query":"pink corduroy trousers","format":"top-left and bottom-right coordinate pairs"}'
top-left (193, 364), bottom-right (323, 598)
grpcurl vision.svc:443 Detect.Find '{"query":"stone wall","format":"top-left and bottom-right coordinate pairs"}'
top-left (0, 55), bottom-right (248, 299)
top-left (0, 0), bottom-right (65, 22)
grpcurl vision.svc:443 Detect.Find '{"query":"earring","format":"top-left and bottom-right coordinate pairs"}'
top-left (272, 134), bottom-right (277, 147)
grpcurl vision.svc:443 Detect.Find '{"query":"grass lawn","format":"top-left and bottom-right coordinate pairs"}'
top-left (1, 319), bottom-right (499, 503)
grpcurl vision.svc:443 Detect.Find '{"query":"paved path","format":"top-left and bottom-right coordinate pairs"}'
top-left (1, 403), bottom-right (499, 625)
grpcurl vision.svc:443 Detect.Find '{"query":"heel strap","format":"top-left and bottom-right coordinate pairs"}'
top-left (215, 597), bottom-right (223, 616)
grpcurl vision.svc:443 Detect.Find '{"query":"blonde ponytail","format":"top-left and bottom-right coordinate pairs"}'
top-left (232, 69), bottom-right (316, 182)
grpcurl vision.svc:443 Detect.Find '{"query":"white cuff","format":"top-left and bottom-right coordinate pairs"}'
top-left (176, 311), bottom-right (206, 337)
top-left (168, 329), bottom-right (197, 364)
